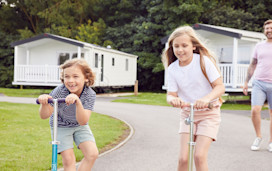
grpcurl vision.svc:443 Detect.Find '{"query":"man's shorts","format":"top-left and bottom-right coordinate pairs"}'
top-left (252, 80), bottom-right (272, 109)
top-left (179, 102), bottom-right (221, 141)
top-left (51, 125), bottom-right (96, 153)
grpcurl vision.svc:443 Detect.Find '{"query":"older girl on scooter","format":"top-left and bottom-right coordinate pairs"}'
top-left (162, 26), bottom-right (225, 171)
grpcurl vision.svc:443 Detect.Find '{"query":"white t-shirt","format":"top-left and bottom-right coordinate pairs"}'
top-left (167, 53), bottom-right (220, 103)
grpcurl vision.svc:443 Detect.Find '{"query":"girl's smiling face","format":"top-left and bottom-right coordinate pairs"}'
top-left (172, 34), bottom-right (196, 66)
top-left (63, 65), bottom-right (87, 96)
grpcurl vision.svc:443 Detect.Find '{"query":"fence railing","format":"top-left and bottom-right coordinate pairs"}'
top-left (219, 64), bottom-right (252, 88)
top-left (14, 65), bottom-right (107, 86)
top-left (219, 64), bottom-right (232, 86)
top-left (14, 65), bottom-right (61, 83)
top-left (15, 64), bottom-right (251, 88)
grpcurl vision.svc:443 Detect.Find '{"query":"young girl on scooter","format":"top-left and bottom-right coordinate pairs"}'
top-left (162, 26), bottom-right (225, 171)
top-left (38, 58), bottom-right (98, 170)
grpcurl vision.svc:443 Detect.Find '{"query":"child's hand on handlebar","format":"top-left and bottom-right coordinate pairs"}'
top-left (38, 94), bottom-right (53, 105)
top-left (169, 97), bottom-right (186, 108)
top-left (65, 93), bottom-right (79, 105)
top-left (194, 98), bottom-right (210, 109)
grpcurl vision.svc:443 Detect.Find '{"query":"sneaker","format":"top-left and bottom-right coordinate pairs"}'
top-left (251, 137), bottom-right (262, 151)
top-left (268, 142), bottom-right (272, 152)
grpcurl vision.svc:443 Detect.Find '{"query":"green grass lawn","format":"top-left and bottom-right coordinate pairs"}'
top-left (0, 87), bottom-right (255, 111)
top-left (113, 93), bottom-right (170, 106)
top-left (0, 88), bottom-right (268, 170)
top-left (0, 102), bottom-right (128, 170)
top-left (0, 87), bottom-right (52, 98)
top-left (113, 92), bottom-right (268, 110)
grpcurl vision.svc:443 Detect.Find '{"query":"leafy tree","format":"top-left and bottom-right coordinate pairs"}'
top-left (1, 0), bottom-right (272, 90)
top-left (0, 32), bottom-right (19, 88)
top-left (6, 0), bottom-right (100, 39)
top-left (102, 0), bottom-right (165, 91)
top-left (0, 1), bottom-right (28, 34)
top-left (5, 0), bottom-right (49, 35)
top-left (136, 52), bottom-right (164, 91)
top-left (102, 0), bottom-right (207, 91)
top-left (200, 2), bottom-right (260, 32)
top-left (76, 18), bottom-right (113, 46)
top-left (230, 0), bottom-right (272, 32)
top-left (0, 0), bottom-right (110, 88)
top-left (93, 0), bottom-right (145, 28)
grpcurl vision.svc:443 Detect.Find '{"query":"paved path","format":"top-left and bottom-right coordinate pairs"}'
top-left (93, 101), bottom-right (272, 171)
top-left (0, 96), bottom-right (271, 171)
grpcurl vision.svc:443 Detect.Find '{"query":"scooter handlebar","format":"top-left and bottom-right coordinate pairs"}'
top-left (207, 103), bottom-right (214, 109)
top-left (182, 103), bottom-right (214, 109)
top-left (36, 98), bottom-right (66, 104)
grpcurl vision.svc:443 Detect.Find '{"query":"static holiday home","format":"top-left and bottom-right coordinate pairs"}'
top-left (11, 33), bottom-right (138, 90)
top-left (161, 24), bottom-right (266, 93)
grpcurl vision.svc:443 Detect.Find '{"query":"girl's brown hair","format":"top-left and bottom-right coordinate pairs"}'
top-left (60, 58), bottom-right (95, 87)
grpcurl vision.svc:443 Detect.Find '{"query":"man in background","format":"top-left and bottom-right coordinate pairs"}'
top-left (243, 19), bottom-right (272, 152)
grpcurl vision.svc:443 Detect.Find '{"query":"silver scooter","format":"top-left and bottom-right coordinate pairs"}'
top-left (184, 103), bottom-right (213, 171)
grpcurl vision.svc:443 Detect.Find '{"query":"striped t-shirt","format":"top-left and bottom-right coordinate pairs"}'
top-left (49, 84), bottom-right (96, 128)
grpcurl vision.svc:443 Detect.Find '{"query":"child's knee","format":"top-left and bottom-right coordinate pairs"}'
top-left (194, 152), bottom-right (206, 165)
top-left (178, 155), bottom-right (188, 166)
top-left (85, 149), bottom-right (99, 162)
top-left (62, 152), bottom-right (76, 167)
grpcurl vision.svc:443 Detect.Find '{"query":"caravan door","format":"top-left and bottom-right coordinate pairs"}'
top-left (94, 53), bottom-right (104, 86)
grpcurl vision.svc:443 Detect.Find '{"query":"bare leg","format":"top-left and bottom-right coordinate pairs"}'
top-left (251, 105), bottom-right (263, 138)
top-left (177, 133), bottom-right (190, 171)
top-left (194, 135), bottom-right (213, 171)
top-left (78, 141), bottom-right (99, 171)
top-left (61, 149), bottom-right (76, 171)
top-left (269, 109), bottom-right (272, 142)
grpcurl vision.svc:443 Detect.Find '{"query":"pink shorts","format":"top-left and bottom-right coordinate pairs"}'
top-left (179, 102), bottom-right (221, 141)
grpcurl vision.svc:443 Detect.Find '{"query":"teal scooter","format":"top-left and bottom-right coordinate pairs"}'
top-left (37, 98), bottom-right (65, 171)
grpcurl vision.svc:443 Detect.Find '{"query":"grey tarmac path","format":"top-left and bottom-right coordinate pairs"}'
top-left (93, 101), bottom-right (272, 171)
top-left (0, 95), bottom-right (271, 171)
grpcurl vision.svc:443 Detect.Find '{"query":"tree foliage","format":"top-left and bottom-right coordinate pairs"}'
top-left (0, 0), bottom-right (271, 90)
top-left (76, 19), bottom-right (113, 46)
top-left (0, 32), bottom-right (19, 88)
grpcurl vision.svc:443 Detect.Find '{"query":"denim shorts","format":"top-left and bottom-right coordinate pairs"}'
top-left (51, 125), bottom-right (96, 153)
top-left (252, 80), bottom-right (272, 109)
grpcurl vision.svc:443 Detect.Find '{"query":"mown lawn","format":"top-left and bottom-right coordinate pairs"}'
top-left (0, 88), bottom-right (268, 170)
top-left (113, 92), bottom-right (268, 110)
top-left (0, 87), bottom-right (52, 97)
top-left (0, 102), bottom-right (128, 170)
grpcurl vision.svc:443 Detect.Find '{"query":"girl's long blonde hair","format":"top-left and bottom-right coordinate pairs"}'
top-left (162, 26), bottom-right (217, 68)
top-left (60, 58), bottom-right (95, 87)
top-left (162, 26), bottom-right (223, 102)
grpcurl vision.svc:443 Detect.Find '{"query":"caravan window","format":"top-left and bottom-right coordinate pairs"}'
top-left (125, 59), bottom-right (129, 71)
top-left (58, 52), bottom-right (85, 65)
top-left (218, 47), bottom-right (232, 63)
top-left (112, 58), bottom-right (115, 66)
top-left (95, 53), bottom-right (98, 68)
top-left (58, 53), bottom-right (69, 65)
top-left (72, 53), bottom-right (84, 59)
